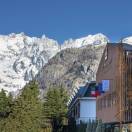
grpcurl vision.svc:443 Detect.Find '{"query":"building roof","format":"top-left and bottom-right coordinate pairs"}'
top-left (68, 81), bottom-right (96, 108)
top-left (122, 43), bottom-right (132, 51)
top-left (107, 43), bottom-right (132, 51)
top-left (77, 86), bottom-right (88, 97)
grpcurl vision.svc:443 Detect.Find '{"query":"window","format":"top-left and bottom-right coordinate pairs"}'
top-left (102, 80), bottom-right (110, 92)
top-left (104, 47), bottom-right (108, 61)
top-left (126, 51), bottom-right (132, 56)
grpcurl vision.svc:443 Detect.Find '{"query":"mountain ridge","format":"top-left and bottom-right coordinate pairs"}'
top-left (0, 32), bottom-right (131, 94)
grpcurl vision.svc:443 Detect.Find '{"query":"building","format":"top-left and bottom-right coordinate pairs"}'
top-left (96, 43), bottom-right (132, 124)
top-left (68, 81), bottom-right (98, 124)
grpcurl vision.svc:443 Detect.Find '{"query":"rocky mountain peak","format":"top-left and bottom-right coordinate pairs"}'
top-left (0, 33), bottom-right (110, 93)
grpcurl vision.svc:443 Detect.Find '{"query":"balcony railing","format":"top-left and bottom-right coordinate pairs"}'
top-left (76, 117), bottom-right (96, 124)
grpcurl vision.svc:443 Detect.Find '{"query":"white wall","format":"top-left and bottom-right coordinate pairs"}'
top-left (79, 98), bottom-right (96, 123)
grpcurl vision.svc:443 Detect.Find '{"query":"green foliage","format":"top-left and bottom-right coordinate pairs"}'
top-left (0, 89), bottom-right (13, 118)
top-left (68, 117), bottom-right (76, 132)
top-left (77, 122), bottom-right (87, 132)
top-left (86, 119), bottom-right (92, 132)
top-left (86, 119), bottom-right (98, 132)
top-left (91, 120), bottom-right (98, 132)
top-left (0, 81), bottom-right (42, 132)
top-left (43, 86), bottom-right (68, 132)
top-left (114, 127), bottom-right (120, 132)
top-left (95, 120), bottom-right (105, 132)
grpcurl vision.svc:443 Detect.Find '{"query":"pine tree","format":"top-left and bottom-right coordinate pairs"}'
top-left (0, 81), bottom-right (42, 132)
top-left (43, 86), bottom-right (68, 132)
top-left (0, 89), bottom-right (12, 118)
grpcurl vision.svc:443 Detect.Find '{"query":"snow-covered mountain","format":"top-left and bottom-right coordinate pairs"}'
top-left (0, 33), bottom-right (59, 92)
top-left (0, 33), bottom-right (108, 93)
top-left (122, 36), bottom-right (132, 44)
top-left (61, 33), bottom-right (108, 49)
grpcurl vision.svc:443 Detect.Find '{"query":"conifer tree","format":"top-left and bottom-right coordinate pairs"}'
top-left (0, 81), bottom-right (42, 132)
top-left (0, 89), bottom-right (12, 118)
top-left (43, 86), bottom-right (68, 132)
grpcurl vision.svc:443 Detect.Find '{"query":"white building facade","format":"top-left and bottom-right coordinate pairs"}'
top-left (78, 97), bottom-right (96, 124)
top-left (68, 82), bottom-right (97, 125)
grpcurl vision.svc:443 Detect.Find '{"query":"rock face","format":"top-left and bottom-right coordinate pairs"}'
top-left (37, 34), bottom-right (109, 95)
top-left (0, 32), bottom-right (109, 93)
top-left (37, 44), bottom-right (106, 95)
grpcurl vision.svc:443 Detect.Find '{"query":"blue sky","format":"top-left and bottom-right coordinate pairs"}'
top-left (0, 0), bottom-right (132, 43)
